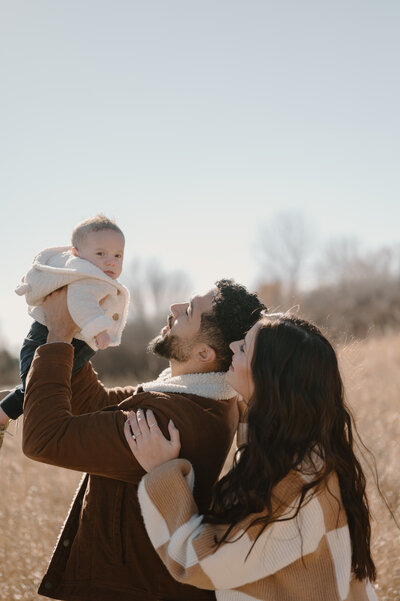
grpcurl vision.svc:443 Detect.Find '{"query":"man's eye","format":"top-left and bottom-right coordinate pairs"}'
top-left (240, 344), bottom-right (245, 352)
top-left (185, 308), bottom-right (189, 316)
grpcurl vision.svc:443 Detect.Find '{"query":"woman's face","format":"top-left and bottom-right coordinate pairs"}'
top-left (226, 321), bottom-right (261, 401)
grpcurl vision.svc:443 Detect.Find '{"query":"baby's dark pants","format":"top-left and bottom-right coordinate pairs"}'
top-left (0, 321), bottom-right (95, 419)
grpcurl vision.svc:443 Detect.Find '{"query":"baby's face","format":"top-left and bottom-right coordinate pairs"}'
top-left (74, 229), bottom-right (125, 279)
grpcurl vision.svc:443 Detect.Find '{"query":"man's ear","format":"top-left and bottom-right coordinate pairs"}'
top-left (194, 343), bottom-right (216, 365)
top-left (71, 247), bottom-right (79, 257)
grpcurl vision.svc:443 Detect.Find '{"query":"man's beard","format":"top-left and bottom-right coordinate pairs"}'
top-left (147, 332), bottom-right (193, 363)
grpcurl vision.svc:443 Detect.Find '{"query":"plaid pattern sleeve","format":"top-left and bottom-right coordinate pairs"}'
top-left (137, 459), bottom-right (378, 601)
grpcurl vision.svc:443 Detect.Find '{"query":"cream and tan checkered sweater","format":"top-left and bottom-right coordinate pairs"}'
top-left (138, 458), bottom-right (378, 601)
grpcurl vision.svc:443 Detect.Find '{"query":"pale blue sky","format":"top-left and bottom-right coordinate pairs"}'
top-left (1, 0), bottom-right (399, 350)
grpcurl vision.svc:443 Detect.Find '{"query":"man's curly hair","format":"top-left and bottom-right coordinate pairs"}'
top-left (199, 279), bottom-right (267, 371)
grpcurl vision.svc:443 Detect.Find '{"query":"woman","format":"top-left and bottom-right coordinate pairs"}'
top-left (124, 313), bottom-right (378, 601)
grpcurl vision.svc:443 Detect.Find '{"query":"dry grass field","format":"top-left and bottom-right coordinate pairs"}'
top-left (0, 332), bottom-right (399, 600)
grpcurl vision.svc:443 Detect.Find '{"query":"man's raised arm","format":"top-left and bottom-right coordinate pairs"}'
top-left (22, 342), bottom-right (145, 483)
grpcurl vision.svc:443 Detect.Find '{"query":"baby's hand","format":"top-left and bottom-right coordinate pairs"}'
top-left (95, 330), bottom-right (111, 350)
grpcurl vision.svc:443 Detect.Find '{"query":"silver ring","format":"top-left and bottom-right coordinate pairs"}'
top-left (148, 423), bottom-right (157, 429)
top-left (131, 434), bottom-right (136, 440)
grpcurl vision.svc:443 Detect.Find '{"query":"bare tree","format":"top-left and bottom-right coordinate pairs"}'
top-left (314, 237), bottom-right (361, 287)
top-left (315, 238), bottom-right (394, 288)
top-left (303, 238), bottom-right (400, 340)
top-left (127, 258), bottom-right (193, 320)
top-left (255, 210), bottom-right (313, 302)
top-left (390, 243), bottom-right (400, 278)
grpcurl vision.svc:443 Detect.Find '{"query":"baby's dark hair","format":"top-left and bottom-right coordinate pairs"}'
top-left (199, 279), bottom-right (267, 371)
top-left (71, 214), bottom-right (124, 248)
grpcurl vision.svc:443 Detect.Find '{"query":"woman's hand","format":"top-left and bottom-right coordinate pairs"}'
top-left (124, 408), bottom-right (181, 472)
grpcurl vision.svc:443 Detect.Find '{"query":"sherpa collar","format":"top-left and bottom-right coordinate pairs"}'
top-left (140, 367), bottom-right (236, 400)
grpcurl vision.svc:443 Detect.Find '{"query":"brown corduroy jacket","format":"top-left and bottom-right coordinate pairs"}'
top-left (23, 343), bottom-right (239, 601)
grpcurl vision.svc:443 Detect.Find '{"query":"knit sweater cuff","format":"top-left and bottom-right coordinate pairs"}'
top-left (138, 459), bottom-right (197, 540)
top-left (141, 458), bottom-right (194, 497)
top-left (80, 315), bottom-right (113, 343)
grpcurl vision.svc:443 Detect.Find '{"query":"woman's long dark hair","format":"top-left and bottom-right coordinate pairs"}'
top-left (205, 315), bottom-right (376, 581)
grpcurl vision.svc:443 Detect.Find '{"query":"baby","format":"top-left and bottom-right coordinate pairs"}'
top-left (0, 214), bottom-right (130, 442)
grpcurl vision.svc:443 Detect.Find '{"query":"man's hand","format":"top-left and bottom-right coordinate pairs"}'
top-left (42, 287), bottom-right (80, 344)
top-left (124, 409), bottom-right (181, 472)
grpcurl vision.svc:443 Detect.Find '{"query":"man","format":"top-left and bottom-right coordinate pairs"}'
top-left (22, 279), bottom-right (266, 601)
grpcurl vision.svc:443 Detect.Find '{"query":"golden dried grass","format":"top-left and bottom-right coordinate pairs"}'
top-left (0, 332), bottom-right (399, 600)
top-left (0, 426), bottom-right (82, 600)
top-left (339, 333), bottom-right (400, 600)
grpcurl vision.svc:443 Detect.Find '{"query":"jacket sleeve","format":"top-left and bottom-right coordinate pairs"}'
top-left (70, 358), bottom-right (135, 415)
top-left (22, 343), bottom-right (143, 483)
top-left (138, 459), bottom-right (329, 590)
top-left (67, 279), bottom-right (114, 345)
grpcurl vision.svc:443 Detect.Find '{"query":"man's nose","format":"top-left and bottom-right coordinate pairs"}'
top-left (170, 302), bottom-right (189, 316)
